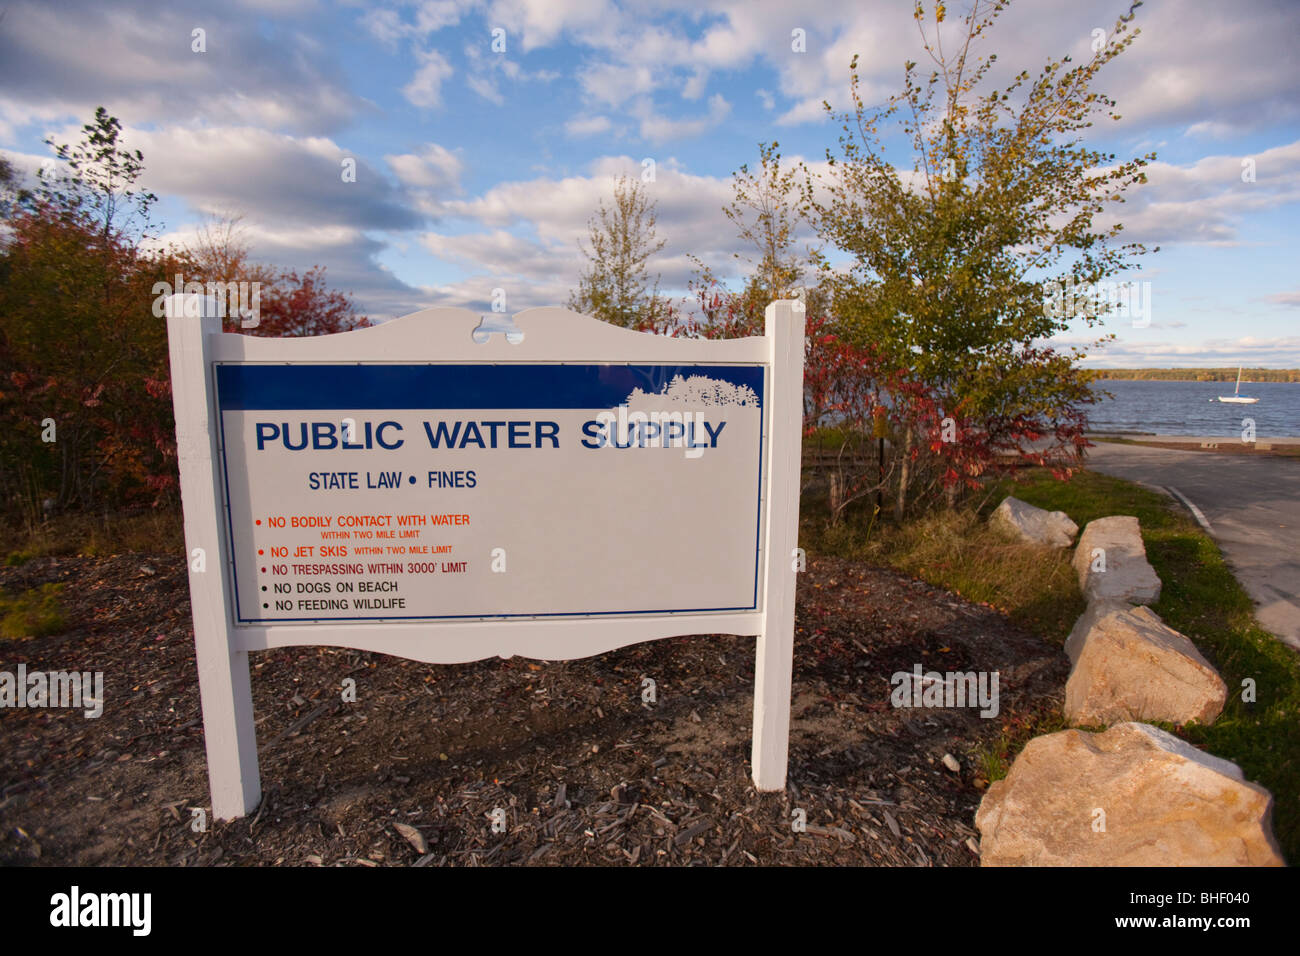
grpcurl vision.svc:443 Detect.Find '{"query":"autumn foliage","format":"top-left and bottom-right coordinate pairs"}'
top-left (634, 277), bottom-right (1090, 523)
top-left (0, 112), bottom-right (368, 523)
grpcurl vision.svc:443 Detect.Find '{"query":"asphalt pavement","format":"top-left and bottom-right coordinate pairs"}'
top-left (1084, 439), bottom-right (1300, 650)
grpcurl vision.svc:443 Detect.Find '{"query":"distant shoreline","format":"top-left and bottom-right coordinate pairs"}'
top-left (1088, 369), bottom-right (1300, 383)
top-left (1086, 433), bottom-right (1300, 449)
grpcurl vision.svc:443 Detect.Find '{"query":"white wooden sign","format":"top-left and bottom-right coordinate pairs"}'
top-left (166, 297), bottom-right (804, 820)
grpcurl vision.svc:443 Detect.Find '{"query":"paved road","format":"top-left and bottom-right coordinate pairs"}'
top-left (1084, 441), bottom-right (1300, 650)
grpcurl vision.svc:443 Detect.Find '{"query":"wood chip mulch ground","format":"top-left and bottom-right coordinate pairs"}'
top-left (0, 552), bottom-right (1068, 866)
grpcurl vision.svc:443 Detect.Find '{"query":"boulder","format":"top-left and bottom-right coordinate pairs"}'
top-left (1064, 600), bottom-right (1126, 665)
top-left (990, 496), bottom-right (1078, 548)
top-left (1064, 604), bottom-right (1227, 726)
top-left (976, 723), bottom-right (1284, 866)
top-left (1072, 515), bottom-right (1161, 605)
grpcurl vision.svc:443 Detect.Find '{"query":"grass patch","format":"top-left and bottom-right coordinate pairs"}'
top-left (0, 583), bottom-right (68, 640)
top-left (2, 508), bottom-right (184, 561)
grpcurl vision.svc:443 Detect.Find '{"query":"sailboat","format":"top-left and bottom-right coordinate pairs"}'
top-left (1218, 367), bottom-right (1259, 404)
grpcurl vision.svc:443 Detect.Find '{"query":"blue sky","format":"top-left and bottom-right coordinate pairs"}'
top-left (2, 0), bottom-right (1298, 366)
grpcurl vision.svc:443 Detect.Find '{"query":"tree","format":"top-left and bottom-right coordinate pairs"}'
top-left (724, 141), bottom-right (817, 306)
top-left (0, 108), bottom-right (171, 516)
top-left (0, 203), bottom-right (179, 515)
top-left (569, 175), bottom-right (667, 328)
top-left (182, 212), bottom-right (273, 289)
top-left (40, 106), bottom-right (157, 242)
top-left (175, 212), bottom-right (367, 337)
top-left (0, 110), bottom-right (372, 523)
top-left (0, 157), bottom-right (28, 222)
top-left (807, 0), bottom-right (1152, 517)
top-left (252, 266), bottom-right (370, 338)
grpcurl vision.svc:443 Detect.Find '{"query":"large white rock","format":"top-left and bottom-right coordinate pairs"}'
top-left (1064, 603), bottom-right (1227, 726)
top-left (990, 496), bottom-right (1078, 548)
top-left (1064, 600), bottom-right (1126, 665)
top-left (976, 723), bottom-right (1284, 866)
top-left (1072, 515), bottom-right (1161, 605)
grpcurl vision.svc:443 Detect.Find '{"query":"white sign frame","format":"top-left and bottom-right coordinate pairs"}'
top-left (166, 296), bottom-right (804, 820)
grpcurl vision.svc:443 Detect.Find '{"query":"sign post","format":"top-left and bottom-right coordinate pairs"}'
top-left (167, 296), bottom-right (261, 819)
top-left (166, 296), bottom-right (804, 820)
top-left (752, 299), bottom-right (803, 790)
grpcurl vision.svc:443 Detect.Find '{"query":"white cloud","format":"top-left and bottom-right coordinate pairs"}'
top-left (459, 39), bottom-right (560, 105)
top-left (422, 229), bottom-right (569, 280)
top-left (415, 0), bottom-right (480, 34)
top-left (403, 48), bottom-right (455, 108)
top-left (634, 93), bottom-right (730, 143)
top-left (0, 0), bottom-right (363, 135)
top-left (1183, 121), bottom-right (1237, 140)
top-left (1262, 291), bottom-right (1300, 308)
top-left (7, 0), bottom-right (1295, 342)
top-left (360, 8), bottom-right (409, 48)
top-left (122, 125), bottom-right (422, 231)
top-left (1093, 141), bottom-right (1300, 246)
top-left (467, 72), bottom-right (506, 105)
top-left (492, 0), bottom-right (1300, 143)
top-left (776, 96), bottom-right (831, 127)
top-left (682, 67), bottom-right (709, 101)
top-left (688, 13), bottom-right (767, 70)
top-left (386, 144), bottom-right (464, 192)
top-left (565, 114), bottom-right (612, 137)
top-left (1062, 333), bottom-right (1300, 367)
top-left (486, 0), bottom-right (611, 51)
top-left (578, 62), bottom-right (657, 109)
top-left (358, 0), bottom-right (480, 45)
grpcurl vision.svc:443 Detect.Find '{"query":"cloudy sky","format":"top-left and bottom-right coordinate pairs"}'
top-left (2, 0), bottom-right (1297, 367)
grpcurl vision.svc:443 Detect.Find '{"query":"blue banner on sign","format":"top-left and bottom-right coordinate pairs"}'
top-left (216, 364), bottom-right (765, 410)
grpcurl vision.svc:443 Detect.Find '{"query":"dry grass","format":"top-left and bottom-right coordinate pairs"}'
top-left (3, 509), bottom-right (184, 563)
top-left (802, 502), bottom-right (1085, 642)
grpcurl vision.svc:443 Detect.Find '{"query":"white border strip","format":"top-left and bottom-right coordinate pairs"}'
top-left (1165, 485), bottom-right (1213, 533)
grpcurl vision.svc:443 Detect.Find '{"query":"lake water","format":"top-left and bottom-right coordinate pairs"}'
top-left (1087, 379), bottom-right (1300, 437)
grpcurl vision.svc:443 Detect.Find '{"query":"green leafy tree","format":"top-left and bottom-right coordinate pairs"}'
top-left (40, 106), bottom-right (157, 241)
top-left (688, 141), bottom-right (835, 356)
top-left (807, 0), bottom-right (1154, 516)
top-left (569, 175), bottom-right (668, 328)
top-left (724, 141), bottom-right (817, 306)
